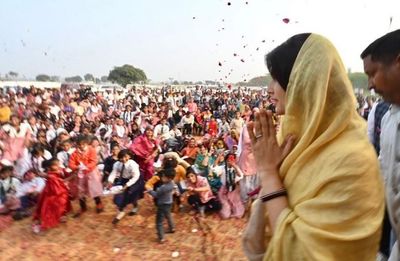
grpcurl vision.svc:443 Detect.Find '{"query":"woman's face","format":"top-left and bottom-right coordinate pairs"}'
top-left (200, 146), bottom-right (208, 155)
top-left (269, 80), bottom-right (286, 115)
top-left (11, 116), bottom-right (20, 127)
top-left (145, 129), bottom-right (153, 138)
top-left (187, 173), bottom-right (197, 184)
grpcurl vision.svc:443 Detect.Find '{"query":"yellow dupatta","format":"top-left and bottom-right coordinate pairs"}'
top-left (243, 34), bottom-right (384, 261)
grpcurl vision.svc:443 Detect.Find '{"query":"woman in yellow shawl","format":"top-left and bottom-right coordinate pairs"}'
top-left (242, 33), bottom-right (384, 260)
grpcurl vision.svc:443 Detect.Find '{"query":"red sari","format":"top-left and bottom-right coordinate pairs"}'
top-left (33, 171), bottom-right (70, 230)
top-left (208, 120), bottom-right (218, 136)
top-left (130, 135), bottom-right (158, 181)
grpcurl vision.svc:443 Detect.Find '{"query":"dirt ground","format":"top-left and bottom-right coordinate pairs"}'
top-left (0, 196), bottom-right (248, 261)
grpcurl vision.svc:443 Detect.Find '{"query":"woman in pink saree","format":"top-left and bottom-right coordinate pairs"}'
top-left (0, 115), bottom-right (32, 163)
top-left (129, 126), bottom-right (159, 181)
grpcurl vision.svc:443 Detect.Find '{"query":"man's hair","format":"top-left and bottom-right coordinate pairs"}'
top-left (42, 158), bottom-right (59, 170)
top-left (163, 157), bottom-right (178, 169)
top-left (76, 135), bottom-right (89, 144)
top-left (0, 166), bottom-right (14, 174)
top-left (360, 29), bottom-right (400, 64)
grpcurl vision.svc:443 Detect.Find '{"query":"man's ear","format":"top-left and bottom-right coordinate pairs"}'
top-left (395, 54), bottom-right (400, 70)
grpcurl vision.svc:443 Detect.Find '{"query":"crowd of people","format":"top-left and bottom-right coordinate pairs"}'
top-left (0, 83), bottom-right (269, 242)
top-left (2, 29), bottom-right (400, 259)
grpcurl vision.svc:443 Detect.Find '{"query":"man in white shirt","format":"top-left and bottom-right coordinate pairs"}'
top-left (154, 118), bottom-right (170, 140)
top-left (218, 117), bottom-right (231, 137)
top-left (0, 166), bottom-right (21, 214)
top-left (180, 112), bottom-right (194, 135)
top-left (120, 104), bottom-right (139, 124)
top-left (362, 29), bottom-right (400, 261)
top-left (13, 170), bottom-right (46, 220)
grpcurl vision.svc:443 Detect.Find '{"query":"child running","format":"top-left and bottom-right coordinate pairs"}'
top-left (32, 158), bottom-right (70, 233)
top-left (107, 149), bottom-right (144, 224)
top-left (147, 168), bottom-right (176, 243)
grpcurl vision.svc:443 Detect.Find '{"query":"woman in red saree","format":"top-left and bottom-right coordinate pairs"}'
top-left (130, 126), bottom-right (159, 181)
top-left (207, 116), bottom-right (218, 137)
top-left (32, 158), bottom-right (70, 233)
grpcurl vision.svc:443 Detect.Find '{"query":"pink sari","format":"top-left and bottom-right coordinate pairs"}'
top-left (0, 125), bottom-right (31, 162)
top-left (130, 135), bottom-right (158, 181)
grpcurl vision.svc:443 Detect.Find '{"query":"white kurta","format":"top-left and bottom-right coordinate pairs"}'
top-left (380, 105), bottom-right (400, 261)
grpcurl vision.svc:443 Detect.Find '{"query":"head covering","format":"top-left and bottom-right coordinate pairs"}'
top-left (0, 159), bottom-right (13, 167)
top-left (56, 128), bottom-right (68, 136)
top-left (243, 34), bottom-right (383, 261)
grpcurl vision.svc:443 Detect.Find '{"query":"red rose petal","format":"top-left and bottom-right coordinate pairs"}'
top-left (282, 18), bottom-right (290, 24)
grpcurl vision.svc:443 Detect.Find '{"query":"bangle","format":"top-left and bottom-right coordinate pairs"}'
top-left (260, 188), bottom-right (287, 202)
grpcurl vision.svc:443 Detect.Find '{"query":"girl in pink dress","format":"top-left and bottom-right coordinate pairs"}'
top-left (236, 124), bottom-right (259, 202)
top-left (185, 168), bottom-right (221, 217)
top-left (213, 154), bottom-right (244, 219)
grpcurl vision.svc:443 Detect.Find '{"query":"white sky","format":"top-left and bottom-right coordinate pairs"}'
top-left (0, 0), bottom-right (399, 83)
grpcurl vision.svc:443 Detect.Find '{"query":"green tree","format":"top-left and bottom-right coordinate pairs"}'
top-left (108, 64), bottom-right (147, 87)
top-left (101, 76), bottom-right (109, 82)
top-left (348, 72), bottom-right (368, 90)
top-left (36, 74), bottom-right (51, 81)
top-left (95, 78), bottom-right (101, 84)
top-left (84, 73), bottom-right (94, 82)
top-left (65, 75), bottom-right (83, 82)
top-left (50, 75), bottom-right (60, 82)
top-left (172, 80), bottom-right (180, 85)
top-left (9, 71), bottom-right (18, 78)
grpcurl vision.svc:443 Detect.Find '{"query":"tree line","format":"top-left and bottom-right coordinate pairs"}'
top-left (1, 64), bottom-right (148, 87)
top-left (2, 65), bottom-right (368, 90)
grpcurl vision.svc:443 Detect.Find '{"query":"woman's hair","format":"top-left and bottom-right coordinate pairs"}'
top-left (265, 33), bottom-right (311, 91)
top-left (361, 29), bottom-right (400, 65)
top-left (185, 167), bottom-right (196, 177)
top-left (118, 149), bottom-right (134, 160)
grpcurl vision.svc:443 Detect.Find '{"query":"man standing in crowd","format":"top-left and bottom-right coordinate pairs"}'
top-left (362, 29), bottom-right (400, 261)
